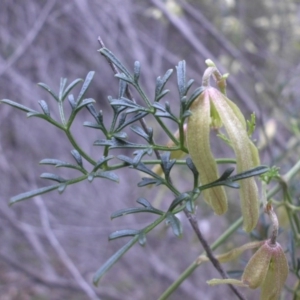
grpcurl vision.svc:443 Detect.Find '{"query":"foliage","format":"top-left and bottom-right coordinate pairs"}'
top-left (1, 45), bottom-right (300, 300)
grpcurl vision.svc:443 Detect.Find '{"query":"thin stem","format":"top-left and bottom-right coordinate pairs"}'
top-left (264, 203), bottom-right (278, 245)
top-left (65, 129), bottom-right (96, 166)
top-left (184, 209), bottom-right (246, 300)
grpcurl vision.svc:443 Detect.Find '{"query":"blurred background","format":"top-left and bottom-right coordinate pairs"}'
top-left (0, 0), bottom-right (300, 299)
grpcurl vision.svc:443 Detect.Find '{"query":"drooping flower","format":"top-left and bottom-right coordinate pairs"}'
top-left (187, 64), bottom-right (260, 231)
top-left (207, 239), bottom-right (289, 300)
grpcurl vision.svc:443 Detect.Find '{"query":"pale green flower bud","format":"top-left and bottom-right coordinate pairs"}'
top-left (243, 240), bottom-right (289, 299)
top-left (187, 89), bottom-right (228, 215)
top-left (187, 85), bottom-right (260, 231)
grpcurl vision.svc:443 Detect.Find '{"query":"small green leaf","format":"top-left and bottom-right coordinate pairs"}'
top-left (99, 48), bottom-right (132, 78)
top-left (62, 78), bottom-right (83, 101)
top-left (176, 60), bottom-right (186, 98)
top-left (9, 184), bottom-right (60, 205)
top-left (166, 212), bottom-right (182, 237)
top-left (92, 155), bottom-right (114, 172)
top-left (168, 193), bottom-right (190, 211)
top-left (68, 94), bottom-right (76, 109)
top-left (76, 71), bottom-right (95, 105)
top-left (59, 78), bottom-right (67, 101)
top-left (109, 229), bottom-right (140, 240)
top-left (156, 89), bottom-right (170, 102)
top-left (155, 69), bottom-right (173, 100)
top-left (74, 98), bottom-right (96, 113)
top-left (130, 125), bottom-right (150, 142)
top-left (218, 167), bottom-right (235, 181)
top-left (92, 171), bottom-right (119, 183)
top-left (38, 100), bottom-right (50, 116)
top-left (138, 177), bottom-right (163, 187)
top-left (111, 206), bottom-right (163, 219)
top-left (133, 61), bottom-right (141, 82)
top-left (1, 99), bottom-right (37, 113)
top-left (38, 83), bottom-right (59, 101)
top-left (117, 112), bottom-right (148, 131)
top-left (112, 132), bottom-right (128, 140)
top-left (186, 86), bottom-right (205, 109)
top-left (93, 237), bottom-right (138, 285)
top-left (40, 173), bottom-right (66, 183)
top-left (230, 165), bottom-right (269, 182)
top-left (115, 73), bottom-right (134, 84)
top-left (138, 232), bottom-right (146, 246)
top-left (71, 149), bottom-right (82, 167)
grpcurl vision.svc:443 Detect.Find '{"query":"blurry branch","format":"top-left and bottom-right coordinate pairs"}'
top-left (184, 210), bottom-right (246, 300)
top-left (0, 251), bottom-right (123, 300)
top-left (34, 196), bottom-right (100, 300)
top-left (150, 0), bottom-right (259, 114)
top-left (0, 0), bottom-right (57, 78)
top-left (0, 201), bottom-right (56, 277)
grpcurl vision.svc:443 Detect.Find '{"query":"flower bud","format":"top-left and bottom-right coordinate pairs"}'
top-left (242, 240), bottom-right (288, 299)
top-left (187, 86), bottom-right (260, 231)
top-left (207, 239), bottom-right (288, 299)
top-left (187, 89), bottom-right (227, 215)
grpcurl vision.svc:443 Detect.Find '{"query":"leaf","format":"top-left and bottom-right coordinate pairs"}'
top-left (113, 132), bottom-right (128, 140)
top-left (91, 171), bottom-right (119, 183)
top-left (92, 155), bottom-right (114, 172)
top-left (115, 73), bottom-right (134, 84)
top-left (186, 79), bottom-right (195, 94)
top-left (40, 173), bottom-right (66, 183)
top-left (71, 149), bottom-right (82, 167)
top-left (68, 94), bottom-right (76, 110)
top-left (138, 232), bottom-right (147, 246)
top-left (93, 237), bottom-right (138, 285)
top-left (59, 78), bottom-right (67, 101)
top-left (186, 86), bottom-right (205, 109)
top-left (111, 206), bottom-right (163, 219)
top-left (186, 157), bottom-right (199, 177)
top-left (76, 71), bottom-right (95, 105)
top-left (168, 193), bottom-right (190, 211)
top-left (109, 229), bottom-right (140, 240)
top-left (99, 48), bottom-right (132, 78)
top-left (130, 125), bottom-right (150, 142)
top-left (160, 152), bottom-right (176, 178)
top-left (176, 60), bottom-right (186, 98)
top-left (133, 61), bottom-right (141, 82)
top-left (110, 97), bottom-right (148, 113)
top-left (40, 158), bottom-right (83, 171)
top-left (38, 100), bottom-right (50, 116)
top-left (156, 89), bottom-right (170, 102)
top-left (155, 69), bottom-right (173, 100)
top-left (74, 98), bottom-right (96, 113)
top-left (9, 184), bottom-right (60, 205)
top-left (117, 112), bottom-right (148, 131)
top-left (118, 80), bottom-right (127, 98)
top-left (133, 149), bottom-right (152, 166)
top-left (218, 167), bottom-right (235, 181)
top-left (38, 83), bottom-right (59, 102)
top-left (62, 78), bottom-right (83, 101)
top-left (138, 177), bottom-right (164, 187)
top-left (166, 212), bottom-right (182, 237)
top-left (230, 165), bottom-right (269, 182)
top-left (1, 99), bottom-right (37, 113)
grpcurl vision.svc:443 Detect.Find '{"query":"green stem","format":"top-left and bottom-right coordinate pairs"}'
top-left (65, 129), bottom-right (96, 166)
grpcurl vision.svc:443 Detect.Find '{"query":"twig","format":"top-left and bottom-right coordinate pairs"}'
top-left (184, 209), bottom-right (247, 300)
